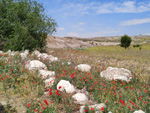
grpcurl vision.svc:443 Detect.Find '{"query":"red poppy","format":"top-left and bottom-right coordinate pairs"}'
top-left (44, 100), bottom-right (49, 105)
top-left (56, 90), bottom-right (59, 95)
top-left (43, 107), bottom-right (46, 110)
top-left (49, 91), bottom-right (52, 96)
top-left (58, 86), bottom-right (62, 89)
top-left (85, 109), bottom-right (88, 112)
top-left (101, 107), bottom-right (104, 111)
top-left (91, 107), bottom-right (94, 110)
top-left (27, 103), bottom-right (30, 107)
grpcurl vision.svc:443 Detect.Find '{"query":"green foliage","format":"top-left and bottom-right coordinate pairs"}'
top-left (120, 35), bottom-right (132, 49)
top-left (0, 0), bottom-right (57, 51)
top-left (133, 44), bottom-right (141, 48)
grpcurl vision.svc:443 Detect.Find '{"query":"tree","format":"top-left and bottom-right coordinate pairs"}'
top-left (120, 35), bottom-right (132, 49)
top-left (0, 0), bottom-right (57, 51)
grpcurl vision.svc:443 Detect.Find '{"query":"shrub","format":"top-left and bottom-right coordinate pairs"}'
top-left (133, 44), bottom-right (141, 48)
top-left (120, 35), bottom-right (132, 49)
top-left (0, 0), bottom-right (57, 51)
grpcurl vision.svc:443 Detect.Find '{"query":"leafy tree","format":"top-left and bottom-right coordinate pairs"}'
top-left (120, 35), bottom-right (132, 49)
top-left (0, 0), bottom-right (57, 51)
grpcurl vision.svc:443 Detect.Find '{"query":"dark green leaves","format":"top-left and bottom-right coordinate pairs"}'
top-left (0, 0), bottom-right (57, 51)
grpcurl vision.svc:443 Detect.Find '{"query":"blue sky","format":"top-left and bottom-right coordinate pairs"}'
top-left (38, 0), bottom-right (150, 38)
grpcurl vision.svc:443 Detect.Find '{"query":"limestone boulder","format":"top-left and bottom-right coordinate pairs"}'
top-left (20, 50), bottom-right (29, 59)
top-left (39, 70), bottom-right (55, 79)
top-left (37, 53), bottom-right (58, 62)
top-left (75, 64), bottom-right (91, 72)
top-left (0, 51), bottom-right (3, 54)
top-left (133, 110), bottom-right (145, 113)
top-left (47, 55), bottom-right (58, 62)
top-left (45, 77), bottom-right (55, 88)
top-left (57, 80), bottom-right (76, 93)
top-left (72, 93), bottom-right (88, 104)
top-left (100, 67), bottom-right (132, 82)
top-left (32, 50), bottom-right (41, 56)
top-left (80, 103), bottom-right (106, 113)
top-left (25, 60), bottom-right (47, 70)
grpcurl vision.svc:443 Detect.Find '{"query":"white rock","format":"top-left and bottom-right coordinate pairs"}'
top-left (39, 70), bottom-right (55, 79)
top-left (75, 64), bottom-right (91, 72)
top-left (67, 62), bottom-right (71, 65)
top-left (45, 77), bottom-right (55, 88)
top-left (80, 103), bottom-right (106, 113)
top-left (24, 50), bottom-right (29, 54)
top-left (62, 62), bottom-right (71, 65)
top-left (133, 110), bottom-right (145, 113)
top-left (57, 80), bottom-right (76, 93)
top-left (9, 52), bottom-right (16, 56)
top-left (25, 60), bottom-right (47, 70)
top-left (38, 53), bottom-right (49, 59)
top-left (100, 67), bottom-right (132, 82)
top-left (37, 53), bottom-right (58, 62)
top-left (6, 50), bottom-right (11, 54)
top-left (32, 50), bottom-right (40, 56)
top-left (20, 51), bottom-right (29, 59)
top-left (72, 93), bottom-right (88, 104)
top-left (47, 55), bottom-right (58, 62)
top-left (0, 51), bottom-right (3, 54)
top-left (108, 111), bottom-right (112, 113)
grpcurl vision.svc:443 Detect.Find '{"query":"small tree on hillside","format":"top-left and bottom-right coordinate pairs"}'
top-left (120, 35), bottom-right (132, 49)
top-left (0, 0), bottom-right (57, 51)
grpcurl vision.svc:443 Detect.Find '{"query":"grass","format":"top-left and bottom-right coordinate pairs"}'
top-left (0, 44), bottom-right (150, 113)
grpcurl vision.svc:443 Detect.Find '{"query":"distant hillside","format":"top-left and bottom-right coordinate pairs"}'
top-left (46, 35), bottom-right (150, 49)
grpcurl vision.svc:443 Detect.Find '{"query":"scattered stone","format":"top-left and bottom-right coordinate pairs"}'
top-left (133, 110), bottom-right (145, 113)
top-left (72, 93), bottom-right (88, 104)
top-left (47, 55), bottom-right (58, 62)
top-left (20, 50), bottom-right (29, 59)
top-left (75, 64), bottom-right (91, 72)
top-left (0, 51), bottom-right (3, 54)
top-left (100, 67), bottom-right (132, 82)
top-left (80, 103), bottom-right (106, 113)
top-left (0, 101), bottom-right (7, 106)
top-left (37, 53), bottom-right (58, 62)
top-left (45, 77), bottom-right (55, 88)
top-left (32, 50), bottom-right (40, 56)
top-left (62, 62), bottom-right (71, 65)
top-left (75, 87), bottom-right (88, 96)
top-left (37, 53), bottom-right (48, 59)
top-left (39, 70), bottom-right (55, 79)
top-left (57, 80), bottom-right (76, 93)
top-left (25, 60), bottom-right (47, 70)
top-left (67, 62), bottom-right (71, 65)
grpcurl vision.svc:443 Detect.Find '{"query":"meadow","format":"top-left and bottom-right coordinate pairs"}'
top-left (0, 44), bottom-right (150, 113)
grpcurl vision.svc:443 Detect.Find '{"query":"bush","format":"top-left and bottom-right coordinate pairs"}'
top-left (0, 0), bottom-right (57, 51)
top-left (120, 35), bottom-right (132, 49)
top-left (133, 44), bottom-right (140, 47)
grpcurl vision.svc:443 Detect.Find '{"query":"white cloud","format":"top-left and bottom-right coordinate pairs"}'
top-left (120, 18), bottom-right (150, 26)
top-left (78, 22), bottom-right (86, 25)
top-left (96, 1), bottom-right (150, 14)
top-left (144, 33), bottom-right (150, 35)
top-left (58, 27), bottom-right (65, 30)
top-left (71, 22), bottom-right (86, 28)
top-left (49, 1), bottom-right (150, 16)
top-left (67, 32), bottom-right (79, 37)
top-left (78, 28), bottom-right (85, 31)
top-left (66, 29), bottom-right (119, 38)
top-left (70, 22), bottom-right (86, 31)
